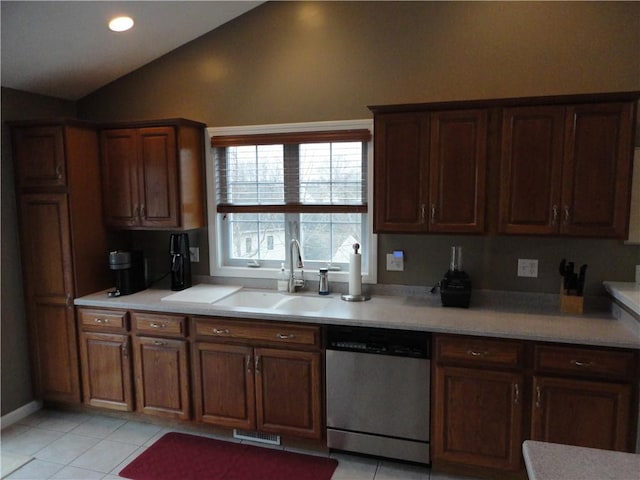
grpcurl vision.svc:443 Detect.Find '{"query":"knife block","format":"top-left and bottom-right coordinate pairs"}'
top-left (560, 291), bottom-right (584, 314)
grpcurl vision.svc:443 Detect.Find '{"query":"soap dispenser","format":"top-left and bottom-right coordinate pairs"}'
top-left (277, 263), bottom-right (288, 292)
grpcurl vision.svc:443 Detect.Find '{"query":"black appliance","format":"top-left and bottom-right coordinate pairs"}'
top-left (108, 251), bottom-right (146, 297)
top-left (440, 246), bottom-right (471, 308)
top-left (170, 233), bottom-right (192, 291)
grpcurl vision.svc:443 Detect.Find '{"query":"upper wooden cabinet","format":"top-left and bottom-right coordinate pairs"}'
top-left (100, 119), bottom-right (206, 230)
top-left (13, 126), bottom-right (67, 189)
top-left (500, 101), bottom-right (635, 237)
top-left (373, 109), bottom-right (488, 233)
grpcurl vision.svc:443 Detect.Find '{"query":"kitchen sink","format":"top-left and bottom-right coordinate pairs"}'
top-left (211, 290), bottom-right (332, 313)
top-left (273, 295), bottom-right (331, 313)
top-left (212, 290), bottom-right (288, 309)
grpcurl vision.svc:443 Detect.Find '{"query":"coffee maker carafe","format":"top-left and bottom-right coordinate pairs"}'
top-left (170, 233), bottom-right (192, 291)
top-left (108, 251), bottom-right (146, 297)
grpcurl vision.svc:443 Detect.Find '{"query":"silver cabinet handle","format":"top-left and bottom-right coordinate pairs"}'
top-left (255, 355), bottom-right (261, 373)
top-left (152, 340), bottom-right (167, 346)
top-left (56, 164), bottom-right (63, 179)
top-left (564, 205), bottom-right (570, 224)
top-left (535, 386), bottom-right (542, 409)
top-left (431, 204), bottom-right (436, 224)
top-left (212, 328), bottom-right (230, 335)
top-left (514, 383), bottom-right (520, 404)
top-left (552, 205), bottom-right (559, 225)
top-left (122, 343), bottom-right (129, 358)
top-left (140, 204), bottom-right (146, 218)
top-left (466, 350), bottom-right (488, 357)
top-left (420, 204), bottom-right (426, 224)
top-left (149, 322), bottom-right (166, 329)
top-left (94, 318), bottom-right (109, 324)
top-left (571, 359), bottom-right (594, 368)
top-left (246, 354), bottom-right (252, 373)
top-left (276, 333), bottom-right (295, 340)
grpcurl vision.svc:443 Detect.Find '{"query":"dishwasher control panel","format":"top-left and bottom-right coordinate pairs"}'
top-left (325, 325), bottom-right (430, 358)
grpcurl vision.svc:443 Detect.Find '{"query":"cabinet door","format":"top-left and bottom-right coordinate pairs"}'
top-left (138, 127), bottom-right (179, 228)
top-left (79, 332), bottom-right (133, 411)
top-left (374, 112), bottom-right (430, 232)
top-left (133, 336), bottom-right (190, 420)
top-left (100, 129), bottom-right (140, 227)
top-left (192, 342), bottom-right (255, 430)
top-left (429, 110), bottom-right (487, 233)
top-left (531, 376), bottom-right (632, 452)
top-left (13, 126), bottom-right (67, 189)
top-left (255, 348), bottom-right (322, 439)
top-left (433, 366), bottom-right (523, 470)
top-left (561, 102), bottom-right (634, 237)
top-left (18, 194), bottom-right (80, 403)
top-left (499, 106), bottom-right (565, 234)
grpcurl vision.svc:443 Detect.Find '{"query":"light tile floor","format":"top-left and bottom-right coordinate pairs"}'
top-left (0, 408), bottom-right (474, 480)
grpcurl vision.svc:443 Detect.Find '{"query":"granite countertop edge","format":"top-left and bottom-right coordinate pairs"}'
top-left (75, 283), bottom-right (640, 350)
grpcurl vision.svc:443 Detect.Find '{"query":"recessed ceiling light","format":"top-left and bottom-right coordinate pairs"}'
top-left (109, 16), bottom-right (134, 32)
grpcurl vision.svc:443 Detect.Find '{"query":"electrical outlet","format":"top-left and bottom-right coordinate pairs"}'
top-left (386, 251), bottom-right (404, 271)
top-left (189, 247), bottom-right (200, 263)
top-left (517, 259), bottom-right (538, 278)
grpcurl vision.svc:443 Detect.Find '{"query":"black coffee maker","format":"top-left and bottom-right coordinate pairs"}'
top-left (170, 233), bottom-right (192, 291)
top-left (440, 246), bottom-right (472, 308)
top-left (108, 251), bottom-right (146, 297)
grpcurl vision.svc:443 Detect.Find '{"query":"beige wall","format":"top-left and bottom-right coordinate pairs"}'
top-left (78, 1), bottom-right (640, 294)
top-left (1, 87), bottom-right (76, 415)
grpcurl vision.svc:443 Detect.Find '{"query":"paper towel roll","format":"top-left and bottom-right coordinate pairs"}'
top-left (349, 252), bottom-right (362, 296)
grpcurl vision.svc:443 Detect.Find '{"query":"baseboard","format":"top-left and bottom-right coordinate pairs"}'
top-left (0, 400), bottom-right (42, 430)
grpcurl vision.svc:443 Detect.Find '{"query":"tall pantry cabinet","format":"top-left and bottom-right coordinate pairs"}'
top-left (11, 120), bottom-right (111, 403)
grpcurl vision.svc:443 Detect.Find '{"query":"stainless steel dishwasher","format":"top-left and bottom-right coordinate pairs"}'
top-left (325, 325), bottom-right (431, 464)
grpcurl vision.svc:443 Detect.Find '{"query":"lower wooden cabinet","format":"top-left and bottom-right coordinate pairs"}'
top-left (79, 331), bottom-right (133, 411)
top-left (192, 317), bottom-right (322, 440)
top-left (433, 366), bottom-right (523, 470)
top-left (132, 336), bottom-right (190, 420)
top-left (531, 376), bottom-right (632, 451)
top-left (433, 334), bottom-right (638, 477)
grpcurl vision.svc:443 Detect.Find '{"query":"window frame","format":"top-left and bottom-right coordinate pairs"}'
top-left (206, 119), bottom-right (377, 284)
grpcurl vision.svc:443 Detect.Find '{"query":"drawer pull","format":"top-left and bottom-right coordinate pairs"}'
top-left (571, 359), bottom-right (594, 368)
top-left (149, 322), bottom-right (167, 329)
top-left (94, 318), bottom-right (109, 324)
top-left (276, 333), bottom-right (295, 340)
top-left (467, 350), bottom-right (488, 357)
top-left (212, 328), bottom-right (230, 335)
top-left (152, 340), bottom-right (168, 346)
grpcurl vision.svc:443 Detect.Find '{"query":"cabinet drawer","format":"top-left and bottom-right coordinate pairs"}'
top-left (534, 344), bottom-right (636, 380)
top-left (79, 309), bottom-right (128, 332)
top-left (435, 335), bottom-right (524, 369)
top-left (132, 312), bottom-right (187, 337)
top-left (194, 318), bottom-right (320, 348)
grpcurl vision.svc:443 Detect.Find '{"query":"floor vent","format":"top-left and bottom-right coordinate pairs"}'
top-left (233, 429), bottom-right (281, 445)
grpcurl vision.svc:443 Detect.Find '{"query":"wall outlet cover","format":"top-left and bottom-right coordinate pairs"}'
top-left (517, 258), bottom-right (538, 278)
top-left (386, 253), bottom-right (404, 271)
top-left (189, 247), bottom-right (200, 263)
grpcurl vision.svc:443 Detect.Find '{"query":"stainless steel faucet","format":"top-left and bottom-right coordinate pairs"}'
top-left (288, 239), bottom-right (305, 293)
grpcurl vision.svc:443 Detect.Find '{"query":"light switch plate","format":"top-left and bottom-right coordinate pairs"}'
top-left (517, 259), bottom-right (538, 278)
top-left (190, 247), bottom-right (200, 263)
top-left (386, 252), bottom-right (404, 271)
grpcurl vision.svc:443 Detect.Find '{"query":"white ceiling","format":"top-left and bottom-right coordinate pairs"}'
top-left (1, 1), bottom-right (264, 101)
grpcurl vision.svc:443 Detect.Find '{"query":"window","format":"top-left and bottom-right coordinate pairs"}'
top-left (207, 120), bottom-right (376, 283)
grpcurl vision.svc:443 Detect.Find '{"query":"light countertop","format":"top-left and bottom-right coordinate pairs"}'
top-left (75, 285), bottom-right (640, 350)
top-left (604, 281), bottom-right (640, 318)
top-left (523, 440), bottom-right (640, 480)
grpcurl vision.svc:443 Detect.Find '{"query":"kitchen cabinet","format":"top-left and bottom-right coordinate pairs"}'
top-left (100, 119), bottom-right (206, 230)
top-left (531, 344), bottom-right (636, 451)
top-left (433, 335), bottom-right (525, 472)
top-left (192, 317), bottom-right (322, 439)
top-left (372, 109), bottom-right (487, 233)
top-left (499, 101), bottom-right (635, 237)
top-left (433, 334), bottom-right (638, 478)
top-left (131, 312), bottom-right (190, 420)
top-left (11, 121), bottom-right (111, 403)
top-left (78, 309), bottom-right (133, 411)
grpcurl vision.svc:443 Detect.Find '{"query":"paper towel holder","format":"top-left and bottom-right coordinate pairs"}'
top-left (342, 243), bottom-right (370, 302)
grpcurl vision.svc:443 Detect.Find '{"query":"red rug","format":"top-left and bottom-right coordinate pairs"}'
top-left (119, 432), bottom-right (338, 480)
